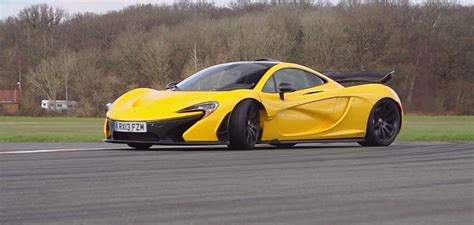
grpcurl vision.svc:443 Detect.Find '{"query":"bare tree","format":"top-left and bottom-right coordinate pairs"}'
top-left (27, 51), bottom-right (76, 103)
top-left (18, 4), bottom-right (65, 30)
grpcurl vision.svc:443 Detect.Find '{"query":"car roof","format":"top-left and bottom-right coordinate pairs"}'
top-left (217, 61), bottom-right (281, 67)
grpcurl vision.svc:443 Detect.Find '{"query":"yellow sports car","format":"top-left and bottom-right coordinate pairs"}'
top-left (104, 59), bottom-right (402, 150)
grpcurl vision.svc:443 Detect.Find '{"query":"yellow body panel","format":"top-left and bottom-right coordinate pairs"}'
top-left (106, 88), bottom-right (261, 141)
top-left (105, 62), bottom-right (402, 143)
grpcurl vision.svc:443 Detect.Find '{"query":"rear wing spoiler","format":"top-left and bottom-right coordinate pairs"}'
top-left (324, 71), bottom-right (394, 84)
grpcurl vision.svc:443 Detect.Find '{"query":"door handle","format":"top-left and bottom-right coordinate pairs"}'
top-left (304, 91), bottom-right (324, 95)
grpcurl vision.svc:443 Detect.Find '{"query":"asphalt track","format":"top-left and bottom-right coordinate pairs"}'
top-left (0, 142), bottom-right (473, 225)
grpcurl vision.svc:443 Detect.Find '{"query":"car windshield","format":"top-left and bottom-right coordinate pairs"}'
top-left (176, 62), bottom-right (276, 91)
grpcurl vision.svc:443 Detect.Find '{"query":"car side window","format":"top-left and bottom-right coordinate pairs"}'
top-left (262, 68), bottom-right (325, 93)
top-left (262, 76), bottom-right (277, 93)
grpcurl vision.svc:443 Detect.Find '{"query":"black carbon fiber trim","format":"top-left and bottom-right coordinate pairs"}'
top-left (109, 115), bottom-right (202, 143)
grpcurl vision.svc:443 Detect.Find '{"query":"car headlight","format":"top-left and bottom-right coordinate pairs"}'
top-left (178, 101), bottom-right (219, 118)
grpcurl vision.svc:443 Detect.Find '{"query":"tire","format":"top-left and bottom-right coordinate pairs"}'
top-left (228, 100), bottom-right (261, 150)
top-left (360, 98), bottom-right (401, 146)
top-left (270, 143), bottom-right (296, 149)
top-left (127, 143), bottom-right (152, 150)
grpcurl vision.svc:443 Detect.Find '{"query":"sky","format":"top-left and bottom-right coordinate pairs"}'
top-left (1, 0), bottom-right (473, 19)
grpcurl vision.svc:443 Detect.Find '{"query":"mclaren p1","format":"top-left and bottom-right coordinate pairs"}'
top-left (104, 59), bottom-right (402, 150)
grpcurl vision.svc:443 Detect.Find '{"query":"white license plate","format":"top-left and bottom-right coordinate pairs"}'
top-left (114, 122), bottom-right (147, 133)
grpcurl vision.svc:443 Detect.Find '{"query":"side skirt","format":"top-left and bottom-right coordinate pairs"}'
top-left (264, 138), bottom-right (365, 145)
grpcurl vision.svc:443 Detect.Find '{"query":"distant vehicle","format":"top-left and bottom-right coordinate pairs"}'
top-left (104, 59), bottom-right (402, 150)
top-left (41, 100), bottom-right (78, 113)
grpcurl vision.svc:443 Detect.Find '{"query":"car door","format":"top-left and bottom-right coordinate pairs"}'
top-left (258, 68), bottom-right (343, 140)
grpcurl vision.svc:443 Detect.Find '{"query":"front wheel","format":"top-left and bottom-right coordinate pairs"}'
top-left (360, 99), bottom-right (401, 146)
top-left (228, 100), bottom-right (261, 150)
top-left (127, 143), bottom-right (152, 150)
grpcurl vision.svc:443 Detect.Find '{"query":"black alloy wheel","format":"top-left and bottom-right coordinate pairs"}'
top-left (245, 104), bottom-right (260, 145)
top-left (228, 100), bottom-right (261, 150)
top-left (359, 99), bottom-right (401, 146)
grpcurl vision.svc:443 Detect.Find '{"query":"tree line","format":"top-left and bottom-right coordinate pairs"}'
top-left (0, 0), bottom-right (472, 116)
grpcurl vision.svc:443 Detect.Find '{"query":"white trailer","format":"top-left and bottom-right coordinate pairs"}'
top-left (41, 100), bottom-right (78, 113)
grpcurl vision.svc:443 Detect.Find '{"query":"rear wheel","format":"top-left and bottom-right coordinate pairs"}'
top-left (127, 143), bottom-right (152, 150)
top-left (359, 99), bottom-right (401, 146)
top-left (228, 100), bottom-right (261, 150)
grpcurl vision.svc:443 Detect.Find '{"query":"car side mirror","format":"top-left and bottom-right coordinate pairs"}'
top-left (278, 82), bottom-right (296, 100)
top-left (166, 81), bottom-right (179, 90)
top-left (105, 103), bottom-right (112, 111)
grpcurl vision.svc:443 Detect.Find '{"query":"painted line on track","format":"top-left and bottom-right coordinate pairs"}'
top-left (0, 148), bottom-right (121, 154)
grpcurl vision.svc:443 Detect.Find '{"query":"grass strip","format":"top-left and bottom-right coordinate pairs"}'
top-left (0, 115), bottom-right (472, 142)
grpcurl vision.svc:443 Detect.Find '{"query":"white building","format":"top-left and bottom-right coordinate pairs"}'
top-left (41, 100), bottom-right (79, 113)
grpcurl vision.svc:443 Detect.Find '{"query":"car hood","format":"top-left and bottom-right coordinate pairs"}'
top-left (107, 89), bottom-right (231, 121)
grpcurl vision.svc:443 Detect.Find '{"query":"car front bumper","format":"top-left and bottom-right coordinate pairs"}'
top-left (105, 115), bottom-right (207, 144)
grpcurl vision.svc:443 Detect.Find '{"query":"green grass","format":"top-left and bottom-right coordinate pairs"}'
top-left (0, 116), bottom-right (103, 142)
top-left (0, 115), bottom-right (472, 142)
top-left (397, 115), bottom-right (474, 142)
